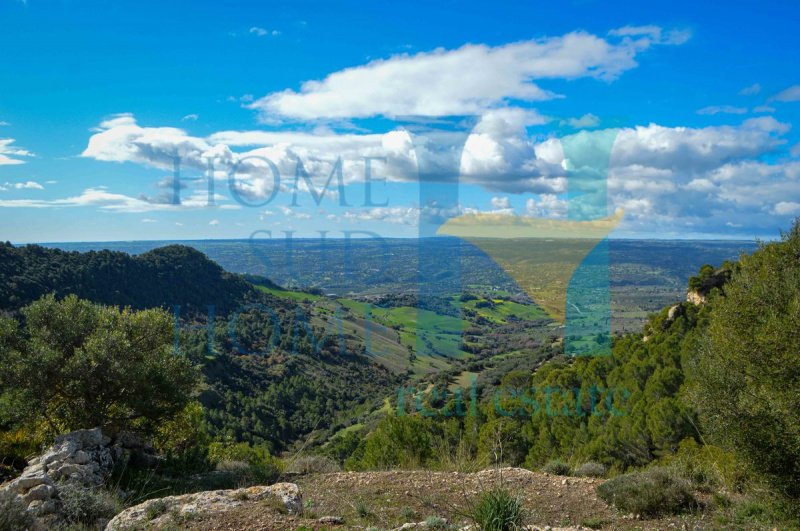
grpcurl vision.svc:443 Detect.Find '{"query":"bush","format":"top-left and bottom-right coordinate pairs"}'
top-left (208, 442), bottom-right (282, 484)
top-left (285, 455), bottom-right (341, 474)
top-left (58, 484), bottom-right (122, 527)
top-left (0, 490), bottom-right (33, 531)
top-left (0, 295), bottom-right (199, 436)
top-left (469, 488), bottom-right (524, 531)
top-left (574, 462), bottom-right (607, 478)
top-left (541, 460), bottom-right (571, 476)
top-left (597, 467), bottom-right (697, 517)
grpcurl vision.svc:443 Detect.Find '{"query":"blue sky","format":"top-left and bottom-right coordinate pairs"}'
top-left (1, 0), bottom-right (800, 242)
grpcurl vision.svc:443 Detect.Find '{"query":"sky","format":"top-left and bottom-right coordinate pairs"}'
top-left (1, 0), bottom-right (800, 242)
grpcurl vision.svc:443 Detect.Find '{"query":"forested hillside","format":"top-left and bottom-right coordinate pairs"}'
top-left (0, 243), bottom-right (254, 315)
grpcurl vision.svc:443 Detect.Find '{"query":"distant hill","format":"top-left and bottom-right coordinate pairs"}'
top-left (0, 242), bottom-right (255, 315)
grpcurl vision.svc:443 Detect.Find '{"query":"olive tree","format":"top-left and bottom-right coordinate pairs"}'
top-left (0, 294), bottom-right (199, 436)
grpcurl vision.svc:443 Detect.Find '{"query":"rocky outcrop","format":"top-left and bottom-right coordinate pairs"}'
top-left (686, 290), bottom-right (706, 305)
top-left (105, 483), bottom-right (302, 530)
top-left (0, 428), bottom-right (159, 528)
top-left (1, 428), bottom-right (113, 524)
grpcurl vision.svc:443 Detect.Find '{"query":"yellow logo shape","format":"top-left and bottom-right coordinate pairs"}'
top-left (437, 209), bottom-right (623, 321)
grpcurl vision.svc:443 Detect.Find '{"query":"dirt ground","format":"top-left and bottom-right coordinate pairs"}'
top-left (178, 468), bottom-right (720, 530)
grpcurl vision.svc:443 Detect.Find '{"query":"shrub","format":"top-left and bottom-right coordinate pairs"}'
top-left (208, 442), bottom-right (282, 485)
top-left (469, 488), bottom-right (524, 531)
top-left (285, 455), bottom-right (341, 474)
top-left (541, 460), bottom-right (571, 476)
top-left (0, 295), bottom-right (199, 436)
top-left (424, 515), bottom-right (450, 529)
top-left (597, 467), bottom-right (697, 517)
top-left (144, 498), bottom-right (169, 521)
top-left (355, 500), bottom-right (371, 518)
top-left (58, 484), bottom-right (121, 526)
top-left (574, 462), bottom-right (607, 478)
top-left (0, 490), bottom-right (33, 531)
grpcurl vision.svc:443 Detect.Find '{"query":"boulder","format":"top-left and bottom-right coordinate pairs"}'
top-left (0, 427), bottom-right (117, 527)
top-left (105, 483), bottom-right (303, 530)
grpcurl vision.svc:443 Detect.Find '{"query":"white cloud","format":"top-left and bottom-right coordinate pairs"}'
top-left (250, 28), bottom-right (687, 120)
top-left (1, 181), bottom-right (44, 191)
top-left (696, 105), bottom-right (748, 115)
top-left (141, 218), bottom-right (157, 223)
top-left (76, 112), bottom-right (800, 236)
top-left (525, 194), bottom-right (568, 218)
top-left (0, 187), bottom-right (234, 212)
top-left (181, 114), bottom-right (199, 121)
top-left (562, 113), bottom-right (600, 128)
top-left (753, 105), bottom-right (776, 113)
top-left (249, 27), bottom-right (280, 37)
top-left (771, 85), bottom-right (800, 102)
top-left (0, 138), bottom-right (33, 165)
top-left (739, 83), bottom-right (761, 96)
top-left (209, 219), bottom-right (220, 226)
top-left (607, 25), bottom-right (691, 45)
top-left (774, 201), bottom-right (800, 216)
top-left (491, 196), bottom-right (511, 209)
top-left (0, 121), bottom-right (9, 126)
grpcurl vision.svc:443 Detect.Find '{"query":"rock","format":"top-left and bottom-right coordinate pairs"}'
top-left (319, 515), bottom-right (344, 525)
top-left (0, 427), bottom-right (118, 528)
top-left (54, 427), bottom-right (105, 448)
top-left (105, 483), bottom-right (303, 531)
top-left (22, 484), bottom-right (55, 504)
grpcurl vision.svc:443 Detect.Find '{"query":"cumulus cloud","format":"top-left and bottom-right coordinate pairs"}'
top-left (526, 194), bottom-right (568, 218)
top-left (563, 113), bottom-right (600, 128)
top-left (74, 109), bottom-right (800, 237)
top-left (249, 28), bottom-right (688, 121)
top-left (0, 138), bottom-right (33, 165)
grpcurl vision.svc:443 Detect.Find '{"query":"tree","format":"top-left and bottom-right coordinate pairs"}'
top-left (695, 222), bottom-right (800, 499)
top-left (0, 294), bottom-right (199, 436)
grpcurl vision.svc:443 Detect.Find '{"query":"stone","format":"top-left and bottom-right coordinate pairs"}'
top-left (22, 484), bottom-right (55, 504)
top-left (319, 515), bottom-right (344, 525)
top-left (105, 482), bottom-right (303, 531)
top-left (55, 428), bottom-right (104, 448)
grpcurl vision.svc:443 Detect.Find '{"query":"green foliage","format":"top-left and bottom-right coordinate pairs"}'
top-left (321, 430), bottom-right (364, 465)
top-left (574, 461), bottom-right (607, 478)
top-left (469, 488), bottom-right (524, 531)
top-left (695, 222), bottom-right (800, 500)
top-left (597, 467), bottom-right (696, 517)
top-left (350, 415), bottom-right (435, 470)
top-left (285, 455), bottom-right (341, 474)
top-left (144, 499), bottom-right (169, 521)
top-left (660, 438), bottom-right (748, 493)
top-left (58, 484), bottom-right (122, 527)
top-left (0, 295), bottom-right (199, 436)
top-left (207, 441), bottom-right (283, 484)
top-left (541, 459), bottom-right (571, 476)
top-left (523, 301), bottom-right (704, 471)
top-left (0, 243), bottom-right (254, 315)
top-left (0, 489), bottom-right (33, 531)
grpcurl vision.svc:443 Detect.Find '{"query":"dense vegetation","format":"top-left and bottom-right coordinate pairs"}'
top-left (0, 242), bottom-right (254, 315)
top-left (0, 295), bottom-right (198, 435)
